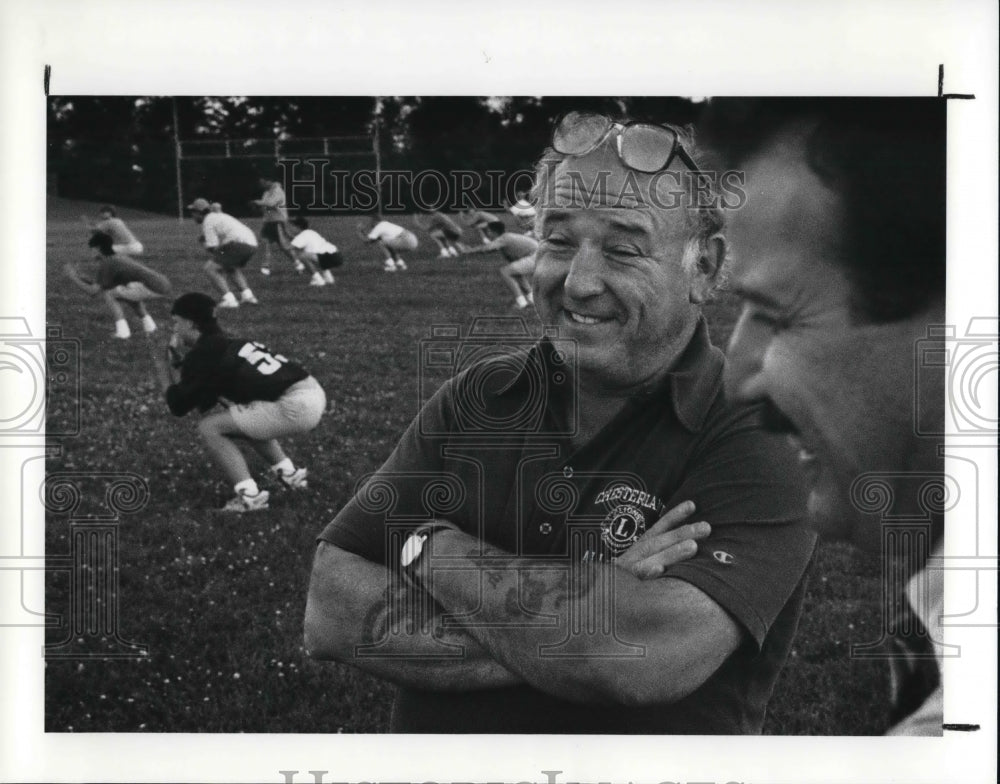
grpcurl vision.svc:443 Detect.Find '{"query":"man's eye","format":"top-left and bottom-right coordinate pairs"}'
top-left (540, 236), bottom-right (572, 250)
top-left (749, 311), bottom-right (788, 331)
top-left (606, 245), bottom-right (643, 258)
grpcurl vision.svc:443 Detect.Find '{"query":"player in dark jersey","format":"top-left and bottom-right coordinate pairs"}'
top-left (459, 220), bottom-right (539, 309)
top-left (153, 292), bottom-right (326, 513)
top-left (64, 230), bottom-right (173, 338)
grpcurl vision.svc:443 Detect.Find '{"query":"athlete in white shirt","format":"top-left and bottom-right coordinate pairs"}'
top-left (289, 217), bottom-right (342, 286)
top-left (187, 197), bottom-right (260, 308)
top-left (359, 217), bottom-right (418, 272)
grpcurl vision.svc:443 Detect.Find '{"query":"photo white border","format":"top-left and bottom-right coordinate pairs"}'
top-left (2, 1), bottom-right (996, 782)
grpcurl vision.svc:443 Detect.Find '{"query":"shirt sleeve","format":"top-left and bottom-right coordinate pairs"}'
top-left (165, 343), bottom-right (223, 416)
top-left (659, 403), bottom-right (817, 648)
top-left (318, 379), bottom-right (456, 563)
top-left (260, 186), bottom-right (284, 208)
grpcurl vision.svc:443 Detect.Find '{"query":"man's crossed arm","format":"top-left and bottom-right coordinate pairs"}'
top-left (304, 502), bottom-right (739, 704)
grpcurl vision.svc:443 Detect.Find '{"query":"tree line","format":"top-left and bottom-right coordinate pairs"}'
top-left (48, 96), bottom-right (701, 216)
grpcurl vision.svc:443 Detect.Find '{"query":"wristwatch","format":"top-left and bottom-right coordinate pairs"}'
top-left (400, 522), bottom-right (457, 588)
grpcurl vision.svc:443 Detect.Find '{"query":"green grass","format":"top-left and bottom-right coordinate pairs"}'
top-left (44, 201), bottom-right (888, 734)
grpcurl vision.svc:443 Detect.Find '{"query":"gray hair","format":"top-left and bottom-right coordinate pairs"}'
top-left (529, 122), bottom-right (725, 249)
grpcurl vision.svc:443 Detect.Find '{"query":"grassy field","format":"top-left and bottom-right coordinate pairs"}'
top-left (44, 199), bottom-right (890, 734)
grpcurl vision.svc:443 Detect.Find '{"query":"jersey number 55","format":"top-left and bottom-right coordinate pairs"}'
top-left (238, 342), bottom-right (288, 375)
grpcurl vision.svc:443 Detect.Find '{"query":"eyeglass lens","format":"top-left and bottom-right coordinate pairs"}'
top-left (619, 124), bottom-right (677, 173)
top-left (553, 112), bottom-right (613, 155)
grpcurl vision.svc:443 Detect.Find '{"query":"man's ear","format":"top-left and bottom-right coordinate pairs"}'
top-left (689, 233), bottom-right (727, 304)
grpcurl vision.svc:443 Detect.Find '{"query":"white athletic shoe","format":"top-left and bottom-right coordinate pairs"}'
top-left (294, 262), bottom-right (306, 274)
top-left (277, 467), bottom-right (308, 490)
top-left (112, 331), bottom-right (131, 340)
top-left (383, 260), bottom-right (397, 272)
top-left (309, 273), bottom-right (326, 287)
top-left (218, 293), bottom-right (239, 309)
top-left (220, 489), bottom-right (270, 513)
top-left (322, 270), bottom-right (335, 284)
top-left (395, 259), bottom-right (408, 271)
top-left (448, 247), bottom-right (460, 258)
top-left (240, 290), bottom-right (259, 305)
top-left (260, 267), bottom-right (271, 276)
top-left (438, 249), bottom-right (451, 259)
top-left (525, 291), bottom-right (534, 304)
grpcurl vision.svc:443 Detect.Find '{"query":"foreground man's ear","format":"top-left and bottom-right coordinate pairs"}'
top-left (689, 233), bottom-right (726, 305)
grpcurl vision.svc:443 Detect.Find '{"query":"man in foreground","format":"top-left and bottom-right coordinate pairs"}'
top-left (701, 98), bottom-right (947, 734)
top-left (304, 112), bottom-right (815, 734)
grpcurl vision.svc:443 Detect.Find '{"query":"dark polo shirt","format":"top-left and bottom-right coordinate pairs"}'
top-left (320, 318), bottom-right (815, 734)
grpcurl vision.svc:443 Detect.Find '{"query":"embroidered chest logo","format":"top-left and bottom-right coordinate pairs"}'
top-left (601, 504), bottom-right (646, 555)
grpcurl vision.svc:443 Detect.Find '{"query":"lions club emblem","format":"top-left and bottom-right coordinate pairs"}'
top-left (601, 504), bottom-right (646, 555)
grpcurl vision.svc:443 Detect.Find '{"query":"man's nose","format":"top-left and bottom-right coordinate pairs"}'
top-left (563, 241), bottom-right (605, 299)
top-left (724, 308), bottom-right (769, 402)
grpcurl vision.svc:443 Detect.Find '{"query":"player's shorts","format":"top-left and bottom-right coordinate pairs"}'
top-left (502, 254), bottom-right (536, 276)
top-left (261, 221), bottom-right (290, 245)
top-left (317, 251), bottom-right (343, 269)
top-left (212, 241), bottom-right (257, 271)
top-left (430, 225), bottom-right (462, 241)
top-left (112, 241), bottom-right (144, 255)
top-left (229, 376), bottom-right (326, 441)
top-left (110, 281), bottom-right (164, 302)
top-left (383, 229), bottom-right (418, 252)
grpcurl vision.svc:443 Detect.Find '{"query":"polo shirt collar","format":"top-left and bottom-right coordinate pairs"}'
top-left (495, 316), bottom-right (724, 433)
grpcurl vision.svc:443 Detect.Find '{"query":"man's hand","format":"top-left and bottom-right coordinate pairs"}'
top-left (615, 500), bottom-right (710, 580)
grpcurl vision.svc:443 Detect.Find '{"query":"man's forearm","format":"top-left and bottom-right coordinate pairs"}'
top-left (304, 542), bottom-right (522, 691)
top-left (419, 528), bottom-right (738, 705)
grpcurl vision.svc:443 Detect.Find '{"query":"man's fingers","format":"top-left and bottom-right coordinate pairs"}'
top-left (646, 500), bottom-right (697, 535)
top-left (630, 538), bottom-right (700, 580)
top-left (618, 520), bottom-right (711, 566)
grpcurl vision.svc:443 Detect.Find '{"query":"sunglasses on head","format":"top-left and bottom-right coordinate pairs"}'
top-left (552, 111), bottom-right (703, 176)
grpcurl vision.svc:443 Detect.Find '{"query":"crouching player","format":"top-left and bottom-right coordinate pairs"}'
top-left (154, 292), bottom-right (326, 513)
top-left (358, 216), bottom-right (417, 272)
top-left (460, 219), bottom-right (539, 309)
top-left (64, 231), bottom-right (173, 339)
top-left (288, 217), bottom-right (342, 286)
top-left (415, 210), bottom-right (465, 257)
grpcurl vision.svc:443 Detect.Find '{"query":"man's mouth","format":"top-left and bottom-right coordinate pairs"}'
top-left (565, 308), bottom-right (611, 325)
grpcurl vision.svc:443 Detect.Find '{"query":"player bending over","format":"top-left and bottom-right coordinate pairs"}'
top-left (358, 216), bottom-right (417, 272)
top-left (414, 210), bottom-right (465, 258)
top-left (458, 207), bottom-right (500, 245)
top-left (83, 205), bottom-right (144, 255)
top-left (64, 231), bottom-right (173, 339)
top-left (460, 219), bottom-right (539, 309)
top-left (187, 198), bottom-right (260, 308)
top-left (154, 292), bottom-right (326, 513)
top-left (507, 197), bottom-right (538, 237)
top-left (288, 217), bottom-right (342, 286)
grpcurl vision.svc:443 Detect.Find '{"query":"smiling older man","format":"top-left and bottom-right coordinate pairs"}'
top-left (304, 111), bottom-right (815, 734)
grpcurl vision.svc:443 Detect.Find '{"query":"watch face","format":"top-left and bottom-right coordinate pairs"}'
top-left (400, 532), bottom-right (427, 568)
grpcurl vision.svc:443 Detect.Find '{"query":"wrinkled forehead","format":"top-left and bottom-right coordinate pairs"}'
top-left (538, 145), bottom-right (691, 235)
